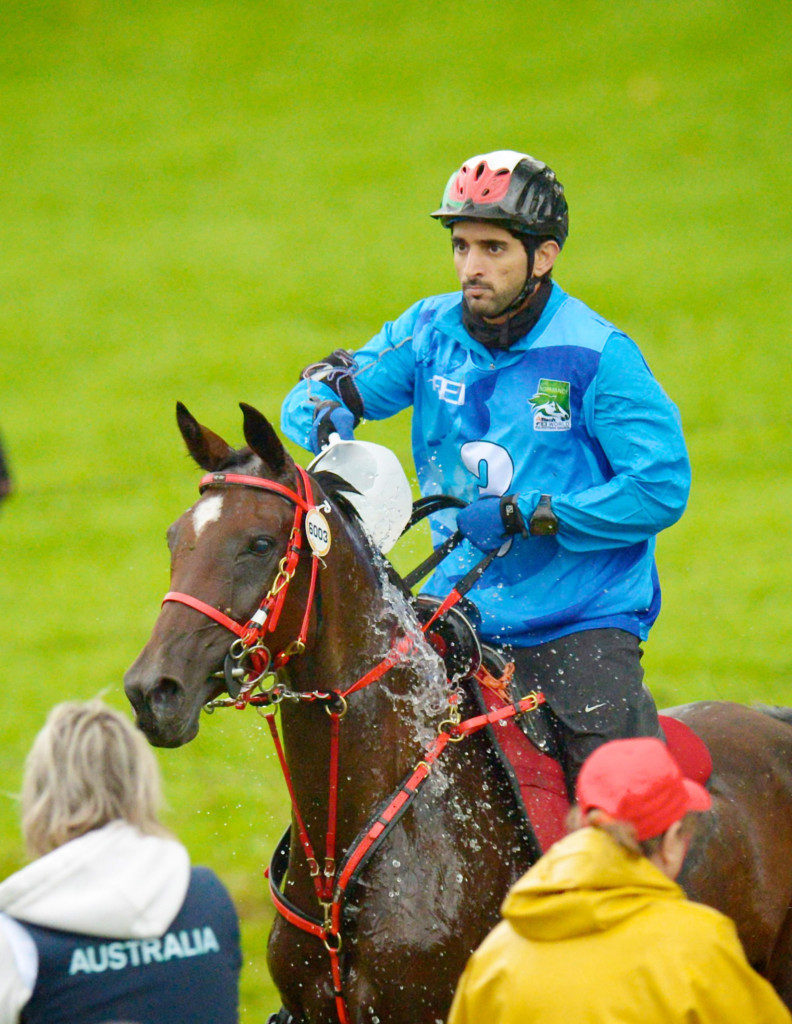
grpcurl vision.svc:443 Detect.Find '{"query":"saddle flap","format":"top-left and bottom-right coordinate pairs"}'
top-left (659, 715), bottom-right (713, 786)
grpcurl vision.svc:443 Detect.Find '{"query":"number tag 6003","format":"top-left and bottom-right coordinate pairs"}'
top-left (305, 508), bottom-right (332, 557)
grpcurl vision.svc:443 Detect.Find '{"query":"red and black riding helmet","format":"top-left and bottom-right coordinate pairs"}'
top-left (431, 150), bottom-right (569, 248)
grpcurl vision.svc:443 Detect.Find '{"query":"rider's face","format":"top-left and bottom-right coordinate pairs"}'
top-left (451, 221), bottom-right (528, 320)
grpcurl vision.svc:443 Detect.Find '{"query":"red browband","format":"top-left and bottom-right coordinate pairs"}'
top-left (198, 471), bottom-right (314, 512)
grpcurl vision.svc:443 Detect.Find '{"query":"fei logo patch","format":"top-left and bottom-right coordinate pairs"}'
top-left (529, 379), bottom-right (571, 431)
top-left (431, 375), bottom-right (466, 406)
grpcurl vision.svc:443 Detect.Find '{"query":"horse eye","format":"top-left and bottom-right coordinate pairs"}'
top-left (248, 536), bottom-right (274, 556)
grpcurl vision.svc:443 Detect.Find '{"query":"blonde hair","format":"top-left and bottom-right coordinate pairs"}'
top-left (566, 805), bottom-right (697, 858)
top-left (21, 700), bottom-right (169, 858)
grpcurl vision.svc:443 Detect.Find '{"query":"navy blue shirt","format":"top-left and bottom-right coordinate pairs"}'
top-left (18, 867), bottom-right (241, 1024)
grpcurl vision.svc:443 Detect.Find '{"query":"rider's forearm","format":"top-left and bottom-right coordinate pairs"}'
top-left (340, 301), bottom-right (421, 419)
top-left (280, 378), bottom-right (339, 451)
top-left (524, 468), bottom-right (689, 552)
top-left (513, 439), bottom-right (690, 551)
top-left (280, 301), bottom-right (424, 450)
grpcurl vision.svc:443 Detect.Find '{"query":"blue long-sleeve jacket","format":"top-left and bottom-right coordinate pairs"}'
top-left (281, 283), bottom-right (690, 646)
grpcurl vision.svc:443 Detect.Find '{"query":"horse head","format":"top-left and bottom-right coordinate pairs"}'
top-left (124, 401), bottom-right (347, 747)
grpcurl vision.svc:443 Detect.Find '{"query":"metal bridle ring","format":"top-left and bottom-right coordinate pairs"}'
top-left (325, 693), bottom-right (348, 718)
top-left (438, 716), bottom-right (465, 741)
top-left (229, 636), bottom-right (250, 660)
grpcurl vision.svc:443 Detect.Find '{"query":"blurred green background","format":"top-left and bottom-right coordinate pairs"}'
top-left (1, 0), bottom-right (790, 1017)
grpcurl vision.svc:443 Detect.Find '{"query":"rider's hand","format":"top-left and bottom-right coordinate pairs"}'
top-left (457, 494), bottom-right (528, 551)
top-left (309, 401), bottom-right (356, 454)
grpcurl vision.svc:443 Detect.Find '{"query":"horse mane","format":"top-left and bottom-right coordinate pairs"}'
top-left (757, 705), bottom-right (792, 729)
top-left (311, 469), bottom-right (362, 520)
top-left (311, 468), bottom-right (413, 601)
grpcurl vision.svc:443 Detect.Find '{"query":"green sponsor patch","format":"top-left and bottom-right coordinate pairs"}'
top-left (530, 379), bottom-right (570, 411)
top-left (529, 379), bottom-right (571, 430)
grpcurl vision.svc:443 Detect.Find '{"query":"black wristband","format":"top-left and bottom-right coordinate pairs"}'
top-left (336, 374), bottom-right (365, 424)
top-left (313, 400), bottom-right (342, 449)
top-left (500, 493), bottom-right (529, 538)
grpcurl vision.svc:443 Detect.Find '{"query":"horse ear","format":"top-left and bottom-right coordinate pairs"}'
top-left (240, 403), bottom-right (294, 478)
top-left (176, 402), bottom-right (235, 471)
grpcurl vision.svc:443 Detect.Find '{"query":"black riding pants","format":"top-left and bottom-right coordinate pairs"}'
top-left (504, 628), bottom-right (661, 799)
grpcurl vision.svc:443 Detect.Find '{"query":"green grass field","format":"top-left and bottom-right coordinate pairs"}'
top-left (1, 1), bottom-right (791, 1017)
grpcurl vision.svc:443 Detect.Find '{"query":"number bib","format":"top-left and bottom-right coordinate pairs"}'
top-left (305, 508), bottom-right (332, 557)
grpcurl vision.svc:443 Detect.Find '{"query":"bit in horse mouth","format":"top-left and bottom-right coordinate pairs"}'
top-left (202, 668), bottom-right (233, 709)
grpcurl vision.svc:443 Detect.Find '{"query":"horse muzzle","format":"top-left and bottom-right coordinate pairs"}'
top-left (123, 667), bottom-right (207, 747)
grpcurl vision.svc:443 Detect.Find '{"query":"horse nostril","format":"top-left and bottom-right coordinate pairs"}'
top-left (150, 677), bottom-right (183, 714)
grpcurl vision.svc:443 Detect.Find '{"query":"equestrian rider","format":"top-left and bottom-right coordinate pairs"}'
top-left (280, 150), bottom-right (691, 795)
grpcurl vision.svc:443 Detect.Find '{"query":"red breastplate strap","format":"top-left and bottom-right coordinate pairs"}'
top-left (265, 689), bottom-right (545, 1024)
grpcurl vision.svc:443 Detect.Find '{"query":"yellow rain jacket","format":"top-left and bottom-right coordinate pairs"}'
top-left (447, 827), bottom-right (791, 1024)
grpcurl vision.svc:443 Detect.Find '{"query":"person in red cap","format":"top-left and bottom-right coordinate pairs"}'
top-left (447, 737), bottom-right (791, 1024)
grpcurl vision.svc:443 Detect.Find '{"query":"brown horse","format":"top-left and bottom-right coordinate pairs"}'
top-left (125, 403), bottom-right (792, 1021)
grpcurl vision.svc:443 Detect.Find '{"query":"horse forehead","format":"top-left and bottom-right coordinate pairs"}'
top-left (178, 487), bottom-right (295, 543)
top-left (190, 493), bottom-right (224, 538)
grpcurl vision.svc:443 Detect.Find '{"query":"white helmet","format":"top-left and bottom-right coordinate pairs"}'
top-left (307, 440), bottom-right (412, 554)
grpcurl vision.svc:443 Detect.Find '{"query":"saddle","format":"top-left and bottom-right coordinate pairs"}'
top-left (414, 594), bottom-right (713, 852)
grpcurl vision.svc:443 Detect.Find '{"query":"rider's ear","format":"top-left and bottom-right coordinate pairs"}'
top-left (176, 401), bottom-right (235, 471)
top-left (240, 402), bottom-right (295, 479)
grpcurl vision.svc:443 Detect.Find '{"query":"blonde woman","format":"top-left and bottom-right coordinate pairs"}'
top-left (0, 701), bottom-right (241, 1024)
top-left (448, 737), bottom-right (791, 1024)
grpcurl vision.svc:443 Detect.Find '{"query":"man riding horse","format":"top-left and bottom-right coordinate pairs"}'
top-left (282, 149), bottom-right (691, 797)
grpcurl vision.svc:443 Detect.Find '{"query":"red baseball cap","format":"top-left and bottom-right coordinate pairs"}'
top-left (575, 737), bottom-right (711, 841)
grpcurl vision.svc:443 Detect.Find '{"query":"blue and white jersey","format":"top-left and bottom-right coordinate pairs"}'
top-left (282, 283), bottom-right (690, 646)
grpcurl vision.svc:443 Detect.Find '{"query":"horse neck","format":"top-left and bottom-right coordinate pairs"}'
top-left (277, 522), bottom-right (451, 856)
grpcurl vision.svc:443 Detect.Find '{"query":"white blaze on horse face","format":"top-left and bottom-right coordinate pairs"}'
top-left (192, 494), bottom-right (224, 538)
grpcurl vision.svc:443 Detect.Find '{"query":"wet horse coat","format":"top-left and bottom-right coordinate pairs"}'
top-left (125, 404), bottom-right (792, 1021)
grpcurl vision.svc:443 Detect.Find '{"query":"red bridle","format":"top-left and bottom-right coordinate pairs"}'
top-left (159, 464), bottom-right (545, 1024)
top-left (163, 466), bottom-right (458, 709)
top-left (163, 466), bottom-right (321, 698)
